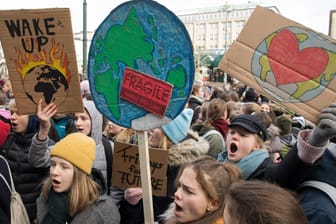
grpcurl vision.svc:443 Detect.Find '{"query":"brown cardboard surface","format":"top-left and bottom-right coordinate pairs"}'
top-left (220, 6), bottom-right (336, 124)
top-left (112, 142), bottom-right (168, 196)
top-left (0, 8), bottom-right (83, 114)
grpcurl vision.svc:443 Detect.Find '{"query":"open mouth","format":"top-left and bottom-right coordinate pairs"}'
top-left (52, 179), bottom-right (61, 185)
top-left (229, 142), bottom-right (238, 153)
top-left (175, 203), bottom-right (182, 212)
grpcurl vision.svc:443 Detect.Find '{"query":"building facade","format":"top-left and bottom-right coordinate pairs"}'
top-left (176, 2), bottom-right (279, 77)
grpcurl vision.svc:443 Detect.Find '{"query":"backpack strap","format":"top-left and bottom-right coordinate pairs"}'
top-left (0, 114), bottom-right (10, 124)
top-left (0, 155), bottom-right (14, 192)
top-left (102, 136), bottom-right (113, 195)
top-left (202, 129), bottom-right (225, 146)
top-left (300, 180), bottom-right (336, 206)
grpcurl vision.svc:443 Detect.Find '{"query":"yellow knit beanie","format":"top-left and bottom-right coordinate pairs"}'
top-left (50, 133), bottom-right (96, 174)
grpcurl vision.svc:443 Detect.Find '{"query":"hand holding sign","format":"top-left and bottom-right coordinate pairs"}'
top-left (124, 188), bottom-right (143, 205)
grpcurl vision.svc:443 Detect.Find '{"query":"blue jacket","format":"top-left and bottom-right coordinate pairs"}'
top-left (299, 148), bottom-right (336, 224)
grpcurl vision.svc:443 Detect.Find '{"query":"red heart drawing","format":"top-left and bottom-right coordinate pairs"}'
top-left (268, 29), bottom-right (328, 85)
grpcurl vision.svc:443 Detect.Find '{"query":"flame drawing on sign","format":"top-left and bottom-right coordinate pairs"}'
top-left (15, 38), bottom-right (71, 84)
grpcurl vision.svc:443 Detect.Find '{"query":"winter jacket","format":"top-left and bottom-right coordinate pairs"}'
top-left (298, 140), bottom-right (336, 224)
top-left (188, 95), bottom-right (204, 124)
top-left (0, 155), bottom-right (11, 224)
top-left (191, 122), bottom-right (225, 158)
top-left (279, 133), bottom-right (297, 158)
top-left (161, 203), bottom-right (224, 224)
top-left (119, 131), bottom-right (209, 224)
top-left (218, 134), bottom-right (319, 190)
top-left (48, 114), bottom-right (76, 142)
top-left (37, 194), bottom-right (120, 224)
top-left (0, 109), bottom-right (10, 148)
top-left (1, 115), bottom-right (49, 222)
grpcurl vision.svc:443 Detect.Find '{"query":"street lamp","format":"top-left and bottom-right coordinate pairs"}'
top-left (82, 0), bottom-right (88, 79)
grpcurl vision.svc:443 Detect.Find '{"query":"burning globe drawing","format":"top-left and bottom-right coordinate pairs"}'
top-left (15, 40), bottom-right (71, 106)
top-left (24, 65), bottom-right (69, 104)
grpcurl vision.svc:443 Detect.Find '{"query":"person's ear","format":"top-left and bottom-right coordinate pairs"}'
top-left (207, 199), bottom-right (219, 212)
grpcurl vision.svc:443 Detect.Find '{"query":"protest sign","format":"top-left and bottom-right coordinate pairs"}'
top-left (88, 1), bottom-right (194, 223)
top-left (88, 1), bottom-right (194, 131)
top-left (120, 68), bottom-right (173, 117)
top-left (112, 142), bottom-right (168, 196)
top-left (0, 8), bottom-right (83, 114)
top-left (220, 6), bottom-right (336, 124)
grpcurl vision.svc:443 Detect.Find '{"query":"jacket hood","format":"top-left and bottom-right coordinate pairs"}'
top-left (27, 115), bottom-right (40, 135)
top-left (191, 123), bottom-right (216, 136)
top-left (83, 100), bottom-right (103, 144)
top-left (168, 130), bottom-right (209, 166)
top-left (160, 203), bottom-right (176, 224)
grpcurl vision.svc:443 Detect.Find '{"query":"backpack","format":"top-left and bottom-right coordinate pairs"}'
top-left (202, 129), bottom-right (225, 147)
top-left (0, 155), bottom-right (30, 224)
top-left (300, 180), bottom-right (336, 206)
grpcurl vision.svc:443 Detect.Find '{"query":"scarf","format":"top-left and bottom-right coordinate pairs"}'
top-left (211, 118), bottom-right (229, 139)
top-left (218, 150), bottom-right (269, 179)
top-left (42, 189), bottom-right (70, 224)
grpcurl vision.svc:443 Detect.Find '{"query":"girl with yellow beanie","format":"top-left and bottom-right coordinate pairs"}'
top-left (36, 133), bottom-right (120, 224)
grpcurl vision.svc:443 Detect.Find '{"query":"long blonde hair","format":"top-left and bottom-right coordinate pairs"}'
top-left (41, 166), bottom-right (100, 217)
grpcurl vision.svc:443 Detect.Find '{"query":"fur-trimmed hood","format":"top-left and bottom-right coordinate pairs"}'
top-left (160, 203), bottom-right (224, 224)
top-left (168, 130), bottom-right (209, 166)
top-left (160, 203), bottom-right (176, 224)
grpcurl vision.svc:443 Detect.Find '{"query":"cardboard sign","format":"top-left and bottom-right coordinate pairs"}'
top-left (112, 142), bottom-right (168, 196)
top-left (120, 67), bottom-right (173, 117)
top-left (219, 6), bottom-right (336, 124)
top-left (0, 8), bottom-right (83, 114)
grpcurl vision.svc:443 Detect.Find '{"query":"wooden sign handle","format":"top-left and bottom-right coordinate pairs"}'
top-left (137, 131), bottom-right (154, 224)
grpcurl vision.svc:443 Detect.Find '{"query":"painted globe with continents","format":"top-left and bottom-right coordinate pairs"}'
top-left (23, 65), bottom-right (69, 105)
top-left (252, 26), bottom-right (336, 103)
top-left (88, 0), bottom-right (194, 130)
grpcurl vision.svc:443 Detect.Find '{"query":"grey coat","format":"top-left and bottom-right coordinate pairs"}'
top-left (36, 194), bottom-right (120, 224)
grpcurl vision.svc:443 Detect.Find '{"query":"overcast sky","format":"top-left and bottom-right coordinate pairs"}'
top-left (2, 0), bottom-right (335, 35)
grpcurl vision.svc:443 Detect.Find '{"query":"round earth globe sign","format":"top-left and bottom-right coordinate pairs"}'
top-left (88, 0), bottom-right (194, 130)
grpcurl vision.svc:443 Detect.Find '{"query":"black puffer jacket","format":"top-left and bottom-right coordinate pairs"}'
top-left (0, 116), bottom-right (49, 223)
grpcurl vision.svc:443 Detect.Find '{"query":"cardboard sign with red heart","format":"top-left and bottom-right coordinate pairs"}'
top-left (219, 6), bottom-right (336, 124)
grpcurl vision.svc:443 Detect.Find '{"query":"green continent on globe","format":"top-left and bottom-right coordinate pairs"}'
top-left (94, 6), bottom-right (154, 119)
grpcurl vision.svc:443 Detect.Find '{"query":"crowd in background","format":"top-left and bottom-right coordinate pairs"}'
top-left (0, 75), bottom-right (336, 224)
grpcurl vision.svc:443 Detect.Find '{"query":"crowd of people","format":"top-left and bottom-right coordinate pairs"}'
top-left (0, 76), bottom-right (336, 224)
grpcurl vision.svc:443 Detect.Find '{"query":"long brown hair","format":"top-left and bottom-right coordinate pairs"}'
top-left (224, 180), bottom-right (308, 224)
top-left (172, 156), bottom-right (241, 224)
top-left (206, 98), bottom-right (227, 123)
top-left (41, 165), bottom-right (100, 217)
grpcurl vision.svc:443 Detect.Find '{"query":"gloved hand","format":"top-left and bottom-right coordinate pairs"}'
top-left (308, 103), bottom-right (336, 147)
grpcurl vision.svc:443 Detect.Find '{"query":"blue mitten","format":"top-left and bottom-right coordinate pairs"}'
top-left (308, 103), bottom-right (336, 147)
